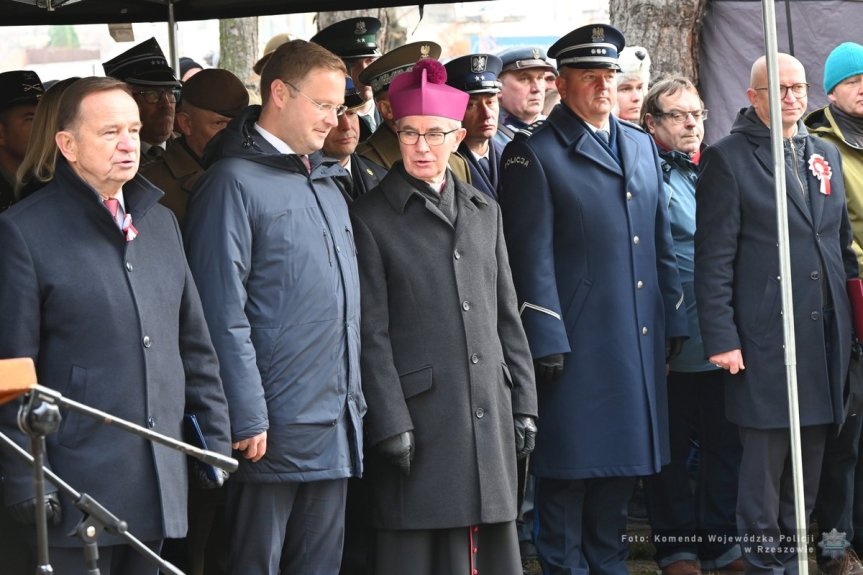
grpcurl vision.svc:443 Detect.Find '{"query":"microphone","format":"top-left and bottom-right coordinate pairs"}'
top-left (0, 357), bottom-right (37, 406)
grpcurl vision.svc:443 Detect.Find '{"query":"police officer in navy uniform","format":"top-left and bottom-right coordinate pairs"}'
top-left (495, 46), bottom-right (556, 146)
top-left (311, 17), bottom-right (382, 141)
top-left (499, 24), bottom-right (688, 575)
top-left (445, 53), bottom-right (504, 199)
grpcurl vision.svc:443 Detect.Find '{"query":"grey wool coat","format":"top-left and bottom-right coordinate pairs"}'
top-left (350, 163), bottom-right (538, 530)
top-left (0, 160), bottom-right (231, 546)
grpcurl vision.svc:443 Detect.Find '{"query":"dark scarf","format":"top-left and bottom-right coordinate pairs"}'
top-left (830, 103), bottom-right (863, 147)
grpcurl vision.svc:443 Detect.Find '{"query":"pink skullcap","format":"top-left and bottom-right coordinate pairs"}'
top-left (389, 59), bottom-right (469, 122)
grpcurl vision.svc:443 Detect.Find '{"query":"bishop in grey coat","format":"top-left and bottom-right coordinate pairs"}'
top-left (351, 59), bottom-right (537, 575)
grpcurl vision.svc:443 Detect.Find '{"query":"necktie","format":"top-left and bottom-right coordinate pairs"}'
top-left (300, 155), bottom-right (312, 173)
top-left (146, 146), bottom-right (164, 160)
top-left (478, 156), bottom-right (491, 179)
top-left (103, 198), bottom-right (138, 242)
top-left (596, 130), bottom-right (610, 145)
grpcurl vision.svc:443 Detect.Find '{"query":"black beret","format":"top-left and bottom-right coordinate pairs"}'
top-left (444, 54), bottom-right (502, 94)
top-left (181, 69), bottom-right (249, 118)
top-left (497, 46), bottom-right (556, 75)
top-left (103, 37), bottom-right (180, 87)
top-left (0, 70), bottom-right (43, 111)
top-left (359, 41), bottom-right (442, 96)
top-left (311, 17), bottom-right (382, 60)
top-left (548, 24), bottom-right (625, 71)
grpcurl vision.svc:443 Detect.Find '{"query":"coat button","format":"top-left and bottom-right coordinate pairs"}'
top-left (810, 271), bottom-right (820, 280)
top-left (810, 311), bottom-right (820, 321)
top-left (147, 417), bottom-right (155, 429)
top-left (633, 235), bottom-right (640, 245)
top-left (125, 261), bottom-right (133, 272)
top-left (636, 280), bottom-right (644, 289)
top-left (470, 353), bottom-right (480, 364)
top-left (143, 335), bottom-right (152, 348)
top-left (475, 408), bottom-right (485, 419)
top-left (454, 249), bottom-right (461, 260)
top-left (642, 326), bottom-right (648, 335)
top-left (626, 192), bottom-right (633, 201)
top-left (462, 300), bottom-right (471, 311)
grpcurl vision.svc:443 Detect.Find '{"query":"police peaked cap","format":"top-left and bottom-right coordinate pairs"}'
top-left (548, 24), bottom-right (625, 71)
top-left (445, 54), bottom-right (503, 94)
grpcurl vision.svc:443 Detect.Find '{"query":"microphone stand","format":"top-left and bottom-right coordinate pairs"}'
top-left (3, 384), bottom-right (238, 575)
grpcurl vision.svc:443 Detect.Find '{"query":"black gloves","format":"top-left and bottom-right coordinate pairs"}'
top-left (376, 431), bottom-right (415, 476)
top-left (514, 415), bottom-right (537, 459)
top-left (666, 337), bottom-right (686, 363)
top-left (6, 491), bottom-right (62, 526)
top-left (191, 462), bottom-right (229, 490)
top-left (534, 354), bottom-right (564, 383)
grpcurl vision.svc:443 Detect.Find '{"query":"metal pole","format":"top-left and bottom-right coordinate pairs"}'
top-left (166, 0), bottom-right (179, 76)
top-left (760, 0), bottom-right (809, 573)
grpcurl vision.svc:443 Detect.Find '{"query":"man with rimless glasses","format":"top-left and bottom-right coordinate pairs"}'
top-left (696, 53), bottom-right (857, 575)
top-left (184, 40), bottom-right (364, 575)
top-left (103, 38), bottom-right (181, 164)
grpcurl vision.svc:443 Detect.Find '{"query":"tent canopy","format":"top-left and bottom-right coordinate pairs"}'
top-left (0, 0), bottom-right (476, 26)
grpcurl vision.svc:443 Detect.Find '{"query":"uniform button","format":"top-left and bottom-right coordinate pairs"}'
top-left (142, 335), bottom-right (152, 348)
top-left (633, 235), bottom-right (640, 245)
top-left (470, 353), bottom-right (480, 364)
top-left (636, 280), bottom-right (644, 289)
top-left (462, 300), bottom-right (471, 311)
top-left (642, 326), bottom-right (648, 335)
top-left (125, 261), bottom-right (133, 272)
top-left (454, 249), bottom-right (461, 260)
top-left (810, 271), bottom-right (820, 280)
top-left (147, 417), bottom-right (155, 429)
top-left (475, 408), bottom-right (485, 419)
top-left (626, 192), bottom-right (633, 201)
top-left (810, 311), bottom-right (820, 321)
top-left (336, 246), bottom-right (341, 253)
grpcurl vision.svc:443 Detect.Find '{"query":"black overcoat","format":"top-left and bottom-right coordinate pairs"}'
top-left (350, 164), bottom-right (538, 530)
top-left (0, 160), bottom-right (230, 545)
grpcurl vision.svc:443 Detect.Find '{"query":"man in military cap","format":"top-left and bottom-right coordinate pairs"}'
top-left (356, 41), bottom-right (471, 184)
top-left (499, 24), bottom-right (687, 575)
top-left (495, 46), bottom-right (556, 144)
top-left (445, 53), bottom-right (504, 199)
top-left (103, 37), bottom-right (181, 163)
top-left (311, 17), bottom-right (382, 139)
top-left (322, 77), bottom-right (386, 202)
top-left (141, 68), bottom-right (248, 222)
top-left (0, 70), bottom-right (43, 212)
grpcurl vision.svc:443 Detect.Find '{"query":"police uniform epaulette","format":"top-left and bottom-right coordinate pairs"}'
top-left (618, 118), bottom-right (645, 133)
top-left (514, 120), bottom-right (546, 139)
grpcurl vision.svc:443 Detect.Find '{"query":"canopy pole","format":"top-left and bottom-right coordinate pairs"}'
top-left (166, 0), bottom-right (178, 75)
top-left (761, 0), bottom-right (809, 573)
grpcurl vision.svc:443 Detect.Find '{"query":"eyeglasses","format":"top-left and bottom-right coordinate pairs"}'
top-left (134, 88), bottom-right (181, 105)
top-left (282, 80), bottom-right (347, 117)
top-left (754, 83), bottom-right (809, 98)
top-left (396, 129), bottom-right (460, 146)
top-left (652, 109), bottom-right (709, 124)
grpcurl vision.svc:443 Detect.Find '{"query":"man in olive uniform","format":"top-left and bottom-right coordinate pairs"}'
top-left (0, 70), bottom-right (43, 212)
top-left (141, 68), bottom-right (248, 223)
top-left (356, 41), bottom-right (472, 184)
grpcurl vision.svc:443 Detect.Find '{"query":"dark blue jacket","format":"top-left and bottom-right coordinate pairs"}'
top-left (695, 107), bottom-right (857, 429)
top-left (185, 105), bottom-right (365, 482)
top-left (499, 104), bottom-right (687, 479)
top-left (459, 139), bottom-right (503, 200)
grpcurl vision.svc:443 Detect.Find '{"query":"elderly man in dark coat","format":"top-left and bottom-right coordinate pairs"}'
top-left (350, 58), bottom-right (538, 575)
top-left (696, 54), bottom-right (857, 575)
top-left (498, 24), bottom-right (688, 575)
top-left (0, 77), bottom-right (231, 575)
